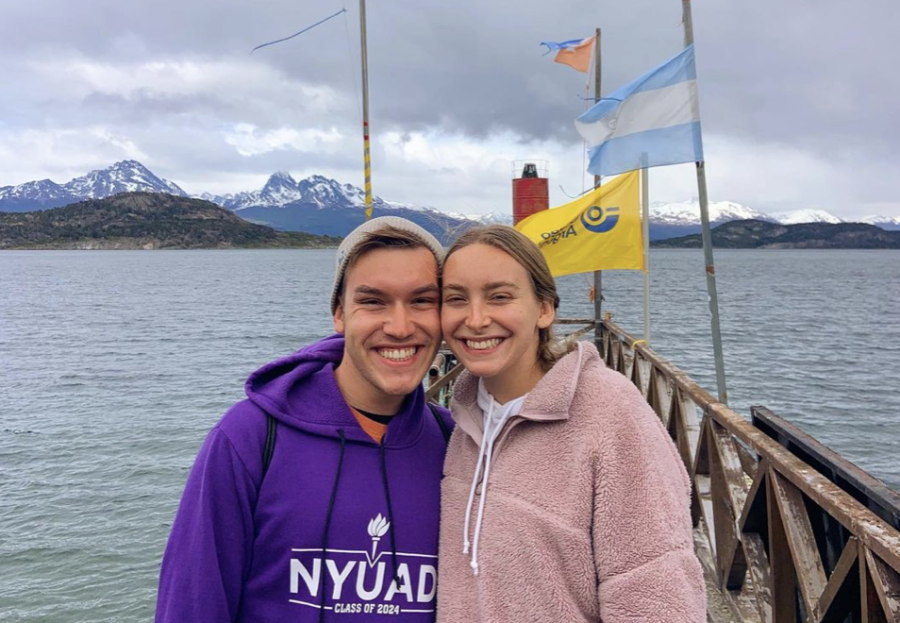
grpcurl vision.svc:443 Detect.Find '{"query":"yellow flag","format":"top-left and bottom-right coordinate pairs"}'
top-left (515, 171), bottom-right (643, 276)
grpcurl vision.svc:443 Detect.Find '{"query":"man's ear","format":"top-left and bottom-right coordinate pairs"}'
top-left (333, 302), bottom-right (345, 334)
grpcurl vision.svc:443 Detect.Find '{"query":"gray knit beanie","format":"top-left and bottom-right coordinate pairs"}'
top-left (330, 216), bottom-right (445, 314)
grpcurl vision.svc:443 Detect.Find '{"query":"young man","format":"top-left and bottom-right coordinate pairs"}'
top-left (156, 217), bottom-right (451, 622)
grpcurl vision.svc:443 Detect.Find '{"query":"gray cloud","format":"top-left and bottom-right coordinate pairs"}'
top-left (1, 0), bottom-right (898, 217)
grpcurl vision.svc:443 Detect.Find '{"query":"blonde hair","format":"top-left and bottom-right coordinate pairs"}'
top-left (446, 225), bottom-right (561, 371)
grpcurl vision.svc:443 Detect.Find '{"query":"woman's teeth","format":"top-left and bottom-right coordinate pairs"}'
top-left (466, 338), bottom-right (502, 350)
top-left (379, 347), bottom-right (417, 361)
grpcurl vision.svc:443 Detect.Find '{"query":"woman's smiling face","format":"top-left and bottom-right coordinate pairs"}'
top-left (441, 243), bottom-right (554, 403)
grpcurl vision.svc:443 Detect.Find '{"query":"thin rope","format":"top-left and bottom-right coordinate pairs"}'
top-left (251, 8), bottom-right (347, 54)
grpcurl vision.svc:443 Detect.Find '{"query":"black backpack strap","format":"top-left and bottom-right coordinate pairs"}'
top-left (262, 414), bottom-right (277, 478)
top-left (427, 402), bottom-right (451, 444)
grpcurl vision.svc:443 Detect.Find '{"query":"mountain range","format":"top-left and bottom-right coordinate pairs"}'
top-left (0, 193), bottom-right (339, 250)
top-left (3, 160), bottom-right (899, 240)
top-left (0, 161), bottom-right (471, 242)
top-left (652, 219), bottom-right (900, 249)
top-left (0, 161), bottom-right (187, 212)
top-left (197, 170), bottom-right (415, 212)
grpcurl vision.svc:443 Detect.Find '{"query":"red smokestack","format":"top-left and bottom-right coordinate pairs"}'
top-left (512, 161), bottom-right (549, 225)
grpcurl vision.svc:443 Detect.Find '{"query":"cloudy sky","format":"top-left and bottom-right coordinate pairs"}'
top-left (1, 0), bottom-right (898, 218)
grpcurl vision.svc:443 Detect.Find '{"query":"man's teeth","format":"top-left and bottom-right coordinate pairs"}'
top-left (466, 338), bottom-right (502, 350)
top-left (379, 347), bottom-right (417, 361)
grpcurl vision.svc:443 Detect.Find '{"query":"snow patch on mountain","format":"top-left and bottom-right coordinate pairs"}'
top-left (0, 161), bottom-right (187, 211)
top-left (207, 172), bottom-right (424, 213)
top-left (647, 200), bottom-right (849, 227)
top-left (63, 160), bottom-right (187, 198)
top-left (649, 199), bottom-right (770, 225)
top-left (197, 191), bottom-right (234, 204)
top-left (769, 209), bottom-right (843, 225)
top-left (465, 212), bottom-right (514, 225)
top-left (859, 215), bottom-right (900, 230)
top-left (860, 214), bottom-right (900, 225)
top-left (0, 179), bottom-right (76, 202)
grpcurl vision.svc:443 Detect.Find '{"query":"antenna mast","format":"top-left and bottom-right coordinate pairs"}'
top-left (359, 0), bottom-right (373, 219)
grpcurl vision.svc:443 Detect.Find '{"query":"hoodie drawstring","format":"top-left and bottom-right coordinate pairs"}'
top-left (462, 382), bottom-right (528, 577)
top-left (379, 437), bottom-right (402, 588)
top-left (318, 429), bottom-right (346, 623)
top-left (470, 421), bottom-right (501, 576)
top-left (461, 400), bottom-right (495, 566)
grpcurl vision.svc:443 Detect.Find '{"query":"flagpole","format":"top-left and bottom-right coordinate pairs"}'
top-left (359, 0), bottom-right (373, 220)
top-left (592, 27), bottom-right (603, 347)
top-left (641, 158), bottom-right (651, 344)
top-left (682, 0), bottom-right (728, 403)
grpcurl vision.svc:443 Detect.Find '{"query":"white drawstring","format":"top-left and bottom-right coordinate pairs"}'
top-left (462, 380), bottom-right (527, 577)
top-left (470, 421), bottom-right (499, 575)
top-left (462, 400), bottom-right (494, 556)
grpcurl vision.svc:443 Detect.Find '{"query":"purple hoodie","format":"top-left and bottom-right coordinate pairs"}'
top-left (156, 334), bottom-right (452, 622)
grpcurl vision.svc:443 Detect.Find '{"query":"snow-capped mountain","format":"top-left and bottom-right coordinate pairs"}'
top-left (649, 199), bottom-right (770, 225)
top-left (204, 172), bottom-right (469, 243)
top-left (64, 160), bottom-right (186, 199)
top-left (641, 201), bottom-right (861, 239)
top-left (0, 160), bottom-right (186, 212)
top-left (644, 199), bottom-right (775, 240)
top-left (0, 179), bottom-right (80, 212)
top-left (470, 212), bottom-right (514, 226)
top-left (0, 162), bottom-right (463, 241)
top-left (4, 161), bottom-right (899, 241)
top-left (860, 215), bottom-right (900, 231)
top-left (200, 172), bottom-right (415, 212)
top-left (768, 209), bottom-right (843, 225)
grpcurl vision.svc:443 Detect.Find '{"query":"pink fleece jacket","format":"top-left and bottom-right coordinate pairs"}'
top-left (437, 341), bottom-right (706, 622)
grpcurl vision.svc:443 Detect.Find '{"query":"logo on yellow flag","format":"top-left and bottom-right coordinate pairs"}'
top-left (514, 171), bottom-right (643, 276)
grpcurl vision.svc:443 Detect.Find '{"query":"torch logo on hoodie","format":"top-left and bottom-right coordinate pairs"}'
top-left (367, 513), bottom-right (390, 566)
top-left (289, 513), bottom-right (438, 615)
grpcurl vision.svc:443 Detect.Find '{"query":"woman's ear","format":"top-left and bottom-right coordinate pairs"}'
top-left (537, 298), bottom-right (555, 330)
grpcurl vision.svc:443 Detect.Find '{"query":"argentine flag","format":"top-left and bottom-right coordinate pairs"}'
top-left (575, 45), bottom-right (703, 177)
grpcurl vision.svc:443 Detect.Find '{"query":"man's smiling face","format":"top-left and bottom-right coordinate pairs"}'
top-left (333, 246), bottom-right (441, 414)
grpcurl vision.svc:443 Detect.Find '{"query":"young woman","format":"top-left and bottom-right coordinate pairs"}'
top-left (436, 226), bottom-right (705, 623)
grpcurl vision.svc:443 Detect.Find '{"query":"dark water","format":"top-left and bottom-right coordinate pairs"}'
top-left (1, 249), bottom-right (898, 621)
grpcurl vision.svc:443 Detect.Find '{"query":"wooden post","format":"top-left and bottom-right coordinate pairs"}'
top-left (592, 28), bottom-right (603, 347)
top-left (681, 0), bottom-right (728, 403)
top-left (359, 0), bottom-right (373, 219)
